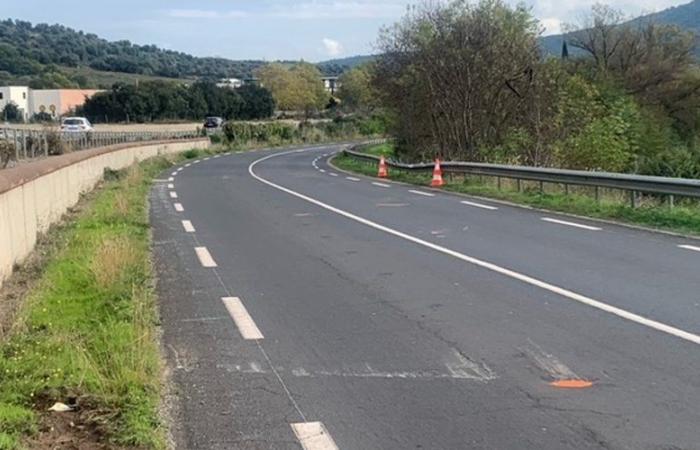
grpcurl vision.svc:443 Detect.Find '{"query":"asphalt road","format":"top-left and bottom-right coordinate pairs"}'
top-left (151, 144), bottom-right (700, 449)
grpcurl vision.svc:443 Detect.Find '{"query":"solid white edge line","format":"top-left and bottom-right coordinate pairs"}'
top-left (409, 189), bottom-right (435, 197)
top-left (678, 244), bottom-right (700, 252)
top-left (181, 220), bottom-right (195, 233)
top-left (291, 422), bottom-right (339, 450)
top-left (194, 247), bottom-right (217, 268)
top-left (372, 182), bottom-right (391, 188)
top-left (173, 203), bottom-right (184, 212)
top-left (249, 150), bottom-right (700, 346)
top-left (169, 192), bottom-right (178, 199)
top-left (221, 297), bottom-right (264, 340)
top-left (541, 217), bottom-right (601, 231)
top-left (461, 200), bottom-right (498, 211)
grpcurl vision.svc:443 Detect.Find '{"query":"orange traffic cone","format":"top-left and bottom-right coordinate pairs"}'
top-left (378, 156), bottom-right (389, 178)
top-left (431, 158), bottom-right (444, 187)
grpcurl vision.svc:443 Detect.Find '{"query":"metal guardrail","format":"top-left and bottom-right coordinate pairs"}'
top-left (0, 127), bottom-right (201, 166)
top-left (344, 144), bottom-right (700, 205)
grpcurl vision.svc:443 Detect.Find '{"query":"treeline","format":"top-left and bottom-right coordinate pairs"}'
top-left (0, 19), bottom-right (272, 80)
top-left (77, 81), bottom-right (275, 123)
top-left (370, 1), bottom-right (700, 178)
top-left (0, 19), bottom-right (349, 88)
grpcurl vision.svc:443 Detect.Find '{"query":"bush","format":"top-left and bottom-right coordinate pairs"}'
top-left (0, 141), bottom-right (16, 168)
top-left (45, 130), bottom-right (66, 155)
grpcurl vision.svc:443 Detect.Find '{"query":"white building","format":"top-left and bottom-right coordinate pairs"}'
top-left (0, 86), bottom-right (30, 121)
top-left (322, 77), bottom-right (341, 95)
top-left (217, 78), bottom-right (243, 89)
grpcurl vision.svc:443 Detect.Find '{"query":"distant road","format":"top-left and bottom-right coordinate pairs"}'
top-left (151, 144), bottom-right (700, 449)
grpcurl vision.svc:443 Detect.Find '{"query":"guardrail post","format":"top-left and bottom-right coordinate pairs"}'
top-left (516, 179), bottom-right (522, 192)
top-left (667, 195), bottom-right (675, 208)
top-left (539, 180), bottom-right (544, 194)
top-left (497, 177), bottom-right (501, 191)
top-left (630, 190), bottom-right (638, 208)
top-left (594, 186), bottom-right (600, 203)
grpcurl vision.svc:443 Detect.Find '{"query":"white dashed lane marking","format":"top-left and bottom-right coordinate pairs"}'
top-left (329, 173), bottom-right (339, 177)
top-left (221, 297), bottom-right (264, 340)
top-left (181, 220), bottom-right (195, 233)
top-left (372, 182), bottom-right (391, 188)
top-left (346, 177), bottom-right (360, 182)
top-left (460, 200), bottom-right (498, 210)
top-left (174, 203), bottom-right (184, 212)
top-left (541, 217), bottom-right (601, 231)
top-left (291, 422), bottom-right (339, 450)
top-left (169, 192), bottom-right (178, 199)
top-left (409, 190), bottom-right (435, 197)
top-left (168, 183), bottom-right (174, 189)
top-left (194, 247), bottom-right (217, 268)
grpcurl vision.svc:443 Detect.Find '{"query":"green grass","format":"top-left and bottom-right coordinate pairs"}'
top-left (333, 152), bottom-right (700, 237)
top-left (0, 155), bottom-right (186, 449)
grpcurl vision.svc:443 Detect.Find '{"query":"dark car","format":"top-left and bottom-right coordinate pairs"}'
top-left (203, 117), bottom-right (224, 129)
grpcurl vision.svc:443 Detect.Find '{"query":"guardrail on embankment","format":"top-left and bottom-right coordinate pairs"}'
top-left (0, 137), bottom-right (210, 289)
top-left (344, 144), bottom-right (700, 207)
top-left (1, 127), bottom-right (200, 166)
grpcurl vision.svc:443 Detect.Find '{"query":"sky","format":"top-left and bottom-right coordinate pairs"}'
top-left (2, 0), bottom-right (693, 61)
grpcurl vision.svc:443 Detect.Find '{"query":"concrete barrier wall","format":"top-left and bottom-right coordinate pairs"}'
top-left (0, 138), bottom-right (210, 288)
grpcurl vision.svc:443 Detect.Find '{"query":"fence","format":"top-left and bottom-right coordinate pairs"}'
top-left (344, 144), bottom-right (700, 207)
top-left (0, 127), bottom-right (201, 166)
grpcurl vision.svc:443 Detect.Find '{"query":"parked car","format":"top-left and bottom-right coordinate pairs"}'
top-left (60, 117), bottom-right (93, 132)
top-left (203, 117), bottom-right (224, 129)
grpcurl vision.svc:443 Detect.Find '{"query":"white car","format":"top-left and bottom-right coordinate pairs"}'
top-left (60, 117), bottom-right (93, 132)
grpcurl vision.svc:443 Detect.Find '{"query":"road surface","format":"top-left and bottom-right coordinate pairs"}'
top-left (151, 144), bottom-right (700, 449)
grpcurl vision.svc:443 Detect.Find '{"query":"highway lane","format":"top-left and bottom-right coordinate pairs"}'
top-left (151, 145), bottom-right (700, 449)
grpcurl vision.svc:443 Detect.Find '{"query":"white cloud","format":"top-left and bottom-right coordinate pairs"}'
top-left (167, 9), bottom-right (248, 19)
top-left (272, 1), bottom-right (407, 19)
top-left (322, 38), bottom-right (343, 56)
top-left (540, 17), bottom-right (561, 35)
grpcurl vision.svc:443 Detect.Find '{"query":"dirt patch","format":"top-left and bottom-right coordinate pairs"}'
top-left (26, 396), bottom-right (139, 450)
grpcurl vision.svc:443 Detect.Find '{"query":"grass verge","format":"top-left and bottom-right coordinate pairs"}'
top-left (332, 150), bottom-right (700, 237)
top-left (0, 153), bottom-right (188, 449)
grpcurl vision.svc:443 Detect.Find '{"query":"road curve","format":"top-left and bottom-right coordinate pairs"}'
top-left (151, 145), bottom-right (700, 449)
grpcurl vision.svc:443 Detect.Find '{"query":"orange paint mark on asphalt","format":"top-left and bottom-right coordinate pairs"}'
top-left (549, 379), bottom-right (594, 389)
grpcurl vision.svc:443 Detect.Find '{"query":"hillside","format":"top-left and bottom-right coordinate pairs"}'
top-left (541, 0), bottom-right (700, 56)
top-left (317, 55), bottom-right (377, 75)
top-left (0, 18), bottom-right (359, 88)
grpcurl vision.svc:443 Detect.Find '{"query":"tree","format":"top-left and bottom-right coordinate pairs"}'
top-left (237, 84), bottom-right (275, 120)
top-left (257, 62), bottom-right (328, 115)
top-left (374, 0), bottom-right (542, 161)
top-left (2, 102), bottom-right (22, 122)
top-left (338, 65), bottom-right (378, 111)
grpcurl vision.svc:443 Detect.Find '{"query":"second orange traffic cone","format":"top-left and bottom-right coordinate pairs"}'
top-left (378, 156), bottom-right (389, 178)
top-left (431, 158), bottom-right (444, 187)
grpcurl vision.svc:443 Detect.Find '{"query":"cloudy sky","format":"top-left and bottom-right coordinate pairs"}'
top-left (2, 0), bottom-right (692, 61)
